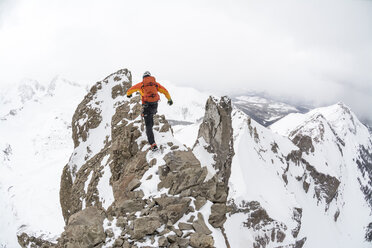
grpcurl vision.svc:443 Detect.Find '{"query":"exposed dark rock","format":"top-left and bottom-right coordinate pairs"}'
top-left (356, 145), bottom-right (372, 209)
top-left (305, 162), bottom-right (340, 205)
top-left (59, 166), bottom-right (73, 223)
top-left (303, 180), bottom-right (310, 193)
top-left (271, 142), bottom-right (279, 153)
top-left (254, 235), bottom-right (270, 248)
top-left (365, 222), bottom-right (372, 242)
top-left (228, 200), bottom-right (291, 247)
top-left (334, 209), bottom-right (340, 222)
top-left (17, 233), bottom-right (56, 248)
top-left (282, 173), bottom-right (288, 185)
top-left (295, 237), bottom-right (307, 248)
top-left (2, 144), bottom-right (12, 161)
top-left (292, 134), bottom-right (315, 154)
top-left (292, 208), bottom-right (303, 238)
top-left (244, 207), bottom-right (273, 229)
top-left (286, 150), bottom-right (340, 205)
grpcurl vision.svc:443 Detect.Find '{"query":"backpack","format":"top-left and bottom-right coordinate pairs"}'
top-left (141, 76), bottom-right (160, 103)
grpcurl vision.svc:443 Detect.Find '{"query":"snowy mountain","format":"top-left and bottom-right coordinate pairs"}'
top-left (227, 102), bottom-right (372, 247)
top-left (232, 94), bottom-right (310, 127)
top-left (1, 69), bottom-right (372, 248)
top-left (0, 77), bottom-right (88, 247)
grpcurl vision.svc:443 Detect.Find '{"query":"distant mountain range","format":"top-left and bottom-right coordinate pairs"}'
top-left (231, 93), bottom-right (311, 127)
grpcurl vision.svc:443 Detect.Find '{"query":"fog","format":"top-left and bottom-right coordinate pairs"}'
top-left (0, 0), bottom-right (371, 120)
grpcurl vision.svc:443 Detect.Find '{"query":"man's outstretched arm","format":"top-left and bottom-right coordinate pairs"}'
top-left (157, 83), bottom-right (171, 100)
top-left (126, 82), bottom-right (142, 97)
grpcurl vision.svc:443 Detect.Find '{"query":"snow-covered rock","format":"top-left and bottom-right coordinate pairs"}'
top-left (55, 69), bottom-right (240, 248)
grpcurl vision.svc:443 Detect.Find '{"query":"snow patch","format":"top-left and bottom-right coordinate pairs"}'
top-left (193, 137), bottom-right (217, 181)
top-left (97, 164), bottom-right (115, 210)
top-left (103, 218), bottom-right (122, 248)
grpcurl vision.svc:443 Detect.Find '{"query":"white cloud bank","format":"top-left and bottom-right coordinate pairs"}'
top-left (0, 0), bottom-right (371, 120)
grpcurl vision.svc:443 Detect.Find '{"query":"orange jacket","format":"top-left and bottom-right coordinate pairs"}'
top-left (126, 76), bottom-right (171, 104)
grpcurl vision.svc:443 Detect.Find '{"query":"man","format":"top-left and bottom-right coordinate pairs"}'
top-left (126, 71), bottom-right (173, 151)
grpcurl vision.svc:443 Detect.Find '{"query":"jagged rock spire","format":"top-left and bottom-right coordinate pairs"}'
top-left (195, 96), bottom-right (234, 186)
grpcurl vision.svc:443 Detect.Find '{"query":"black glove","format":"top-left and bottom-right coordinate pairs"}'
top-left (127, 94), bottom-right (132, 98)
top-left (168, 99), bottom-right (173, 106)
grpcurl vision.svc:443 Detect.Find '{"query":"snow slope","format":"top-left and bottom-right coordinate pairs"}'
top-left (0, 77), bottom-right (87, 247)
top-left (264, 102), bottom-right (372, 247)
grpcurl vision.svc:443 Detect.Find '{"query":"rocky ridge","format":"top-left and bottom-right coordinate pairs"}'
top-left (18, 69), bottom-right (237, 247)
top-left (15, 69), bottom-right (372, 248)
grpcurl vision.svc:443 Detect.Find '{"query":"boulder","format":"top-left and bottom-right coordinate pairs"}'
top-left (189, 233), bottom-right (214, 248)
top-left (132, 216), bottom-right (162, 239)
top-left (208, 203), bottom-right (227, 228)
top-left (155, 197), bottom-right (191, 224)
top-left (193, 213), bottom-right (212, 235)
top-left (194, 197), bottom-right (207, 211)
top-left (178, 222), bottom-right (193, 231)
top-left (115, 199), bottom-right (145, 214)
top-left (61, 207), bottom-right (106, 247)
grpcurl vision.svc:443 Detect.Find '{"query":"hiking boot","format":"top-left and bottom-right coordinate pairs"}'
top-left (150, 143), bottom-right (158, 151)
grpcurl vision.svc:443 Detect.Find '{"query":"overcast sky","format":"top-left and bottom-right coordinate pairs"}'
top-left (0, 0), bottom-right (371, 120)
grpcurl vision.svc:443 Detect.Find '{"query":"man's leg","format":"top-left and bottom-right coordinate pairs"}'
top-left (143, 103), bottom-right (157, 145)
top-left (144, 113), bottom-right (155, 145)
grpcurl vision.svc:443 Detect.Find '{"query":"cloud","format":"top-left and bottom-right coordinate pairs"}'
top-left (0, 0), bottom-right (371, 120)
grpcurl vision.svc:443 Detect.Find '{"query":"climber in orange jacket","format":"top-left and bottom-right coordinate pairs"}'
top-left (126, 71), bottom-right (173, 151)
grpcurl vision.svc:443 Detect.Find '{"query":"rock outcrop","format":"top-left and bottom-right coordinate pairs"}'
top-left (42, 69), bottom-right (236, 248)
top-left (193, 96), bottom-right (235, 245)
top-left (59, 207), bottom-right (106, 247)
top-left (195, 96), bottom-right (234, 187)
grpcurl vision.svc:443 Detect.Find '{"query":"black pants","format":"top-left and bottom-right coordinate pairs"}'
top-left (143, 102), bottom-right (158, 145)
